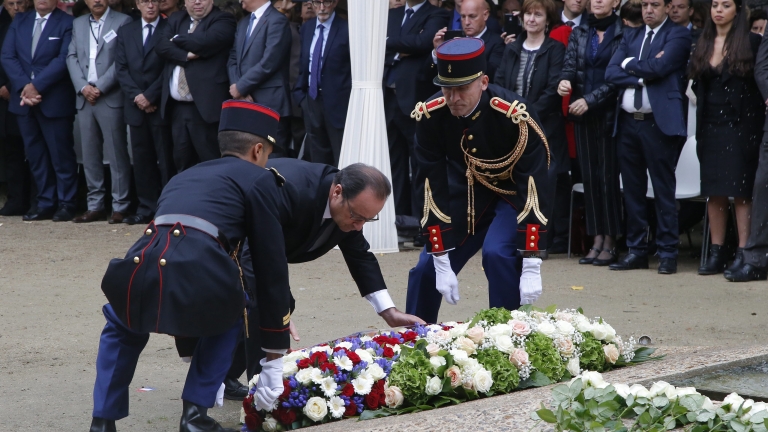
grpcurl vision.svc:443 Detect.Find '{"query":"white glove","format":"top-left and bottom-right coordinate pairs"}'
top-left (433, 254), bottom-right (459, 305)
top-left (253, 357), bottom-right (284, 411)
top-left (520, 257), bottom-right (543, 305)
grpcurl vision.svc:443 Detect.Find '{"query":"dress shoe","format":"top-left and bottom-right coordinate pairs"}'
top-left (53, 206), bottom-right (76, 222)
top-left (578, 247), bottom-right (600, 265)
top-left (123, 214), bottom-right (152, 225)
top-left (223, 377), bottom-right (248, 401)
top-left (109, 211), bottom-right (125, 224)
top-left (22, 207), bottom-right (55, 221)
top-left (724, 263), bottom-right (768, 282)
top-left (658, 258), bottom-right (677, 274)
top-left (698, 244), bottom-right (727, 275)
top-left (89, 417), bottom-right (116, 432)
top-left (180, 400), bottom-right (237, 432)
top-left (609, 253), bottom-right (649, 271)
top-left (593, 248), bottom-right (618, 266)
top-left (0, 203), bottom-right (27, 216)
top-left (73, 210), bottom-right (106, 223)
top-left (726, 247), bottom-right (745, 274)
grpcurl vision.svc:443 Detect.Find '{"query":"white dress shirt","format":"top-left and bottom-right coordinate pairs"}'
top-left (170, 16), bottom-right (200, 102)
top-left (560, 11), bottom-right (581, 27)
top-left (86, 8), bottom-right (110, 86)
top-left (248, 1), bottom-right (271, 38)
top-left (394, 1), bottom-right (426, 62)
top-left (620, 18), bottom-right (667, 114)
top-left (142, 16), bottom-right (160, 41)
top-left (33, 11), bottom-right (51, 36)
top-left (308, 12), bottom-right (335, 84)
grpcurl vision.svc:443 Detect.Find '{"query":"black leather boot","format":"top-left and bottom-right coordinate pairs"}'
top-left (179, 400), bottom-right (237, 432)
top-left (726, 247), bottom-right (745, 274)
top-left (724, 263), bottom-right (768, 282)
top-left (89, 418), bottom-right (116, 432)
top-left (698, 244), bottom-right (727, 275)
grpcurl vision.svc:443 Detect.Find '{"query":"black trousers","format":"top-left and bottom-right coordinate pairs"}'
top-left (129, 118), bottom-right (175, 217)
top-left (744, 138), bottom-right (768, 268)
top-left (1, 115), bottom-right (32, 211)
top-left (384, 87), bottom-right (417, 217)
top-left (304, 92), bottom-right (343, 167)
top-left (547, 171), bottom-right (572, 249)
top-left (226, 307), bottom-right (263, 382)
top-left (617, 112), bottom-right (683, 259)
top-left (170, 101), bottom-right (219, 172)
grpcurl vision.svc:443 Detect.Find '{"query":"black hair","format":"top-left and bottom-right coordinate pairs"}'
top-left (689, 0), bottom-right (754, 78)
top-left (750, 8), bottom-right (768, 25)
top-left (218, 130), bottom-right (270, 156)
top-left (620, 0), bottom-right (643, 25)
top-left (333, 163), bottom-right (392, 201)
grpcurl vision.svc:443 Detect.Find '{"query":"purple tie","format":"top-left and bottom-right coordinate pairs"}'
top-left (309, 23), bottom-right (325, 100)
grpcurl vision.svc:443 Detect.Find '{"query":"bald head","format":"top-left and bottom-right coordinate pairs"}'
top-left (460, 0), bottom-right (489, 36)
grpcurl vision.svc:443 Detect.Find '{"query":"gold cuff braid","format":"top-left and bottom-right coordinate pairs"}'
top-left (517, 176), bottom-right (548, 225)
top-left (421, 178), bottom-right (452, 227)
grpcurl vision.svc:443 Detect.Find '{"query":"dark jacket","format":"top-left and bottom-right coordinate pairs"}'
top-left (480, 28), bottom-right (505, 82)
top-left (750, 29), bottom-right (768, 133)
top-left (0, 7), bottom-right (17, 137)
top-left (115, 17), bottom-right (169, 127)
top-left (559, 18), bottom-right (624, 133)
top-left (156, 7), bottom-right (236, 123)
top-left (495, 34), bottom-right (567, 173)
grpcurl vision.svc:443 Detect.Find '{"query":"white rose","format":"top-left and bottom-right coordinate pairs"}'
top-left (249, 373), bottom-right (260, 389)
top-left (581, 371), bottom-right (608, 389)
top-left (310, 345), bottom-right (332, 355)
top-left (327, 395), bottom-right (346, 419)
top-left (283, 360), bottom-right (298, 378)
top-left (723, 393), bottom-right (746, 413)
top-left (295, 368), bottom-right (313, 385)
top-left (392, 344), bottom-right (401, 354)
top-left (456, 337), bottom-right (477, 355)
top-left (566, 356), bottom-right (580, 376)
top-left (303, 396), bottom-right (328, 422)
top-left (556, 320), bottom-right (575, 335)
top-left (603, 344), bottom-right (620, 364)
top-left (537, 321), bottom-right (557, 337)
top-left (487, 324), bottom-right (513, 338)
top-left (603, 323), bottom-right (617, 342)
top-left (751, 401), bottom-right (768, 415)
top-left (359, 335), bottom-right (373, 342)
top-left (493, 335), bottom-right (515, 354)
top-left (466, 326), bottom-right (485, 344)
top-left (648, 381), bottom-right (671, 398)
top-left (352, 375), bottom-right (374, 395)
top-left (320, 376), bottom-right (338, 398)
top-left (668, 387), bottom-right (698, 401)
top-left (509, 348), bottom-right (530, 368)
top-left (509, 319), bottom-right (532, 337)
top-left (355, 349), bottom-right (374, 365)
top-left (430, 355), bottom-right (447, 371)
top-left (367, 364), bottom-right (386, 381)
top-left (741, 399), bottom-right (756, 420)
top-left (309, 367), bottom-right (324, 385)
top-left (573, 314), bottom-right (593, 332)
top-left (334, 355), bottom-right (354, 372)
top-left (426, 343), bottom-right (441, 357)
top-left (434, 330), bottom-right (453, 343)
top-left (613, 383), bottom-right (631, 399)
top-left (591, 324), bottom-right (609, 341)
top-left (473, 368), bottom-right (493, 393)
top-left (450, 323), bottom-right (470, 338)
top-left (629, 384), bottom-right (650, 398)
top-left (555, 311), bottom-right (574, 322)
top-left (384, 385), bottom-right (404, 408)
top-left (263, 415), bottom-right (279, 432)
top-left (425, 376), bottom-right (443, 395)
top-left (336, 341), bottom-right (353, 350)
top-left (449, 349), bottom-right (470, 366)
top-left (702, 397), bottom-right (716, 411)
top-left (285, 349), bottom-right (309, 362)
top-left (462, 358), bottom-right (481, 375)
top-left (556, 338), bottom-right (575, 357)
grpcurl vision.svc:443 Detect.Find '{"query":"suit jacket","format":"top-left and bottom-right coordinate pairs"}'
top-left (115, 17), bottom-right (169, 126)
top-left (0, 7), bottom-right (15, 136)
top-left (384, 4), bottom-right (450, 115)
top-left (66, 8), bottom-right (132, 110)
top-left (753, 30), bottom-right (768, 132)
top-left (480, 28), bottom-right (504, 83)
top-left (0, 9), bottom-right (75, 118)
top-left (605, 19), bottom-right (691, 137)
top-left (228, 5), bottom-right (291, 116)
top-left (293, 15), bottom-right (351, 130)
top-left (155, 7), bottom-right (236, 123)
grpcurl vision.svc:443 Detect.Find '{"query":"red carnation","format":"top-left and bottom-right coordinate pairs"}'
top-left (373, 380), bottom-right (385, 392)
top-left (442, 325), bottom-right (452, 331)
top-left (341, 383), bottom-right (354, 397)
top-left (345, 400), bottom-right (357, 417)
top-left (346, 351), bottom-right (361, 364)
top-left (243, 395), bottom-right (257, 416)
top-left (333, 346), bottom-right (345, 352)
top-left (244, 412), bottom-right (263, 431)
top-left (382, 347), bottom-right (395, 358)
top-left (280, 380), bottom-right (291, 399)
top-left (365, 390), bottom-right (381, 409)
top-left (310, 351), bottom-right (328, 365)
top-left (297, 358), bottom-right (311, 369)
top-left (401, 331), bottom-right (417, 342)
top-left (274, 407), bottom-right (297, 425)
top-left (320, 362), bottom-right (338, 374)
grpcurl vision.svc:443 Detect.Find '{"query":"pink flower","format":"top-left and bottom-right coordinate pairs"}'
top-left (466, 326), bottom-right (485, 344)
top-left (509, 348), bottom-right (530, 369)
top-left (445, 366), bottom-right (462, 388)
top-left (509, 319), bottom-right (532, 337)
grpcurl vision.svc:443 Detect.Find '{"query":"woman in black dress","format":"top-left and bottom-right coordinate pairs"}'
top-left (689, 0), bottom-right (764, 275)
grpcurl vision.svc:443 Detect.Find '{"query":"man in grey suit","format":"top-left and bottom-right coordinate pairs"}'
top-left (227, 0), bottom-right (292, 154)
top-left (66, 0), bottom-right (131, 223)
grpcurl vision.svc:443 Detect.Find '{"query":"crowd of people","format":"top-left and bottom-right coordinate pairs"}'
top-left (1, 0), bottom-right (768, 281)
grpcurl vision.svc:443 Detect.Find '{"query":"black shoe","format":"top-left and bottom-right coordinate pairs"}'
top-left (223, 377), bottom-right (248, 401)
top-left (609, 253), bottom-right (649, 271)
top-left (593, 248), bottom-right (618, 266)
top-left (89, 417), bottom-right (116, 432)
top-left (724, 263), bottom-right (768, 282)
top-left (698, 244), bottom-right (727, 275)
top-left (179, 400), bottom-right (237, 432)
top-left (53, 205), bottom-right (76, 222)
top-left (123, 214), bottom-right (153, 225)
top-left (22, 207), bottom-right (55, 221)
top-left (413, 234), bottom-right (426, 248)
top-left (658, 258), bottom-right (677, 274)
top-left (0, 203), bottom-right (27, 216)
top-left (579, 247), bottom-right (600, 265)
top-left (726, 248), bottom-right (745, 274)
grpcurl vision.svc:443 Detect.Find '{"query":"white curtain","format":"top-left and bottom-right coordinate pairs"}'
top-left (339, 0), bottom-right (399, 253)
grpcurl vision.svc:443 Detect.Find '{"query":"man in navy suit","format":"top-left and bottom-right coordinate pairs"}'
top-left (293, 0), bottom-right (350, 166)
top-left (115, 0), bottom-right (175, 225)
top-left (0, 0), bottom-right (77, 221)
top-left (384, 0), bottom-right (449, 220)
top-left (605, 0), bottom-right (691, 274)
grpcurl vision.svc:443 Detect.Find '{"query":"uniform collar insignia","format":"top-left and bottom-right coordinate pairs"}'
top-left (471, 110), bottom-right (481, 120)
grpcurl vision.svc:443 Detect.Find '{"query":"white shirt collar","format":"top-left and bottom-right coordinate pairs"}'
top-left (473, 26), bottom-right (487, 39)
top-left (317, 11), bottom-right (335, 29)
top-left (36, 10), bottom-right (51, 19)
top-left (142, 16), bottom-right (160, 28)
top-left (646, 17), bottom-right (667, 33)
top-left (406, 0), bottom-right (426, 14)
top-left (561, 11), bottom-right (581, 26)
top-left (252, 1), bottom-right (271, 20)
top-left (462, 98), bottom-right (482, 118)
top-left (90, 7), bottom-right (110, 23)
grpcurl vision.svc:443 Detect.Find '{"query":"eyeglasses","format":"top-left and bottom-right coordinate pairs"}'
top-left (311, 0), bottom-right (334, 7)
top-left (346, 200), bottom-right (379, 223)
top-left (138, 0), bottom-right (159, 4)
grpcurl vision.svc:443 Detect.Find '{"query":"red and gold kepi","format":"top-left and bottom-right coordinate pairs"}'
top-left (219, 100), bottom-right (281, 150)
top-left (434, 37), bottom-right (486, 87)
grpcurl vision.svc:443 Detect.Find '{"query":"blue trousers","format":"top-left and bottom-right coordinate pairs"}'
top-left (92, 304), bottom-right (241, 420)
top-left (406, 200), bottom-right (522, 324)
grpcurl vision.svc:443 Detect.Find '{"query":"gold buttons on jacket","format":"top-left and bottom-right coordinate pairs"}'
top-left (468, 135), bottom-right (474, 140)
top-left (133, 257), bottom-right (140, 264)
top-left (531, 227), bottom-right (537, 232)
top-left (433, 237), bottom-right (438, 242)
top-left (173, 230), bottom-right (180, 237)
top-left (471, 148), bottom-right (477, 153)
top-left (531, 236), bottom-right (536, 240)
top-left (160, 259), bottom-right (167, 266)
top-left (145, 229), bottom-right (152, 236)
top-left (530, 242), bottom-right (535, 248)
top-left (431, 229), bottom-right (436, 234)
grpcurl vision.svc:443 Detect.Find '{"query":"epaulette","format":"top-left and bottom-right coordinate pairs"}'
top-left (268, 167), bottom-right (285, 187)
top-left (489, 96), bottom-right (531, 124)
top-left (410, 96), bottom-right (447, 121)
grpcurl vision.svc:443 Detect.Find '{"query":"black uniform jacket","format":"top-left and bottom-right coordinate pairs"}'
top-left (101, 156), bottom-right (292, 350)
top-left (413, 84), bottom-right (552, 253)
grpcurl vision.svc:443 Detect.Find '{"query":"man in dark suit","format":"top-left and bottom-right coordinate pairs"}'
top-left (450, 0), bottom-right (502, 33)
top-left (227, 0), bottom-right (292, 154)
top-left (293, 0), bottom-right (351, 166)
top-left (605, 0), bottom-right (691, 274)
top-left (0, 0), bottom-right (31, 216)
top-left (155, 0), bottom-right (235, 172)
top-left (0, 0), bottom-right (78, 221)
top-left (115, 0), bottom-right (175, 225)
top-left (384, 0), bottom-right (449, 219)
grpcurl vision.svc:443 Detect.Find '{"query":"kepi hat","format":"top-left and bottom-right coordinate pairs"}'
top-left (433, 37), bottom-right (486, 87)
top-left (219, 100), bottom-right (282, 150)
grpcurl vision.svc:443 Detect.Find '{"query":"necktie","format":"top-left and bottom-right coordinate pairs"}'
top-left (402, 8), bottom-right (414, 32)
top-left (566, 20), bottom-right (575, 27)
top-left (243, 13), bottom-right (257, 53)
top-left (177, 19), bottom-right (199, 98)
top-left (143, 24), bottom-right (153, 54)
top-left (634, 29), bottom-right (654, 110)
top-left (31, 17), bottom-right (45, 57)
top-left (309, 23), bottom-right (325, 100)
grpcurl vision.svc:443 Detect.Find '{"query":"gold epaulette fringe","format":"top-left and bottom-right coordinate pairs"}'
top-left (421, 178), bottom-right (451, 227)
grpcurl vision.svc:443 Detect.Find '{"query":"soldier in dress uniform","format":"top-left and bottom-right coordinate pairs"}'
top-left (90, 101), bottom-right (292, 432)
top-left (405, 37), bottom-right (551, 324)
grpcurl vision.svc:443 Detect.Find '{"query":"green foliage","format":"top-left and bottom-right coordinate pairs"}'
top-left (525, 332), bottom-right (566, 382)
top-left (386, 346), bottom-right (434, 406)
top-left (469, 307), bottom-right (513, 327)
top-left (476, 348), bottom-right (520, 393)
top-left (580, 333), bottom-right (607, 372)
